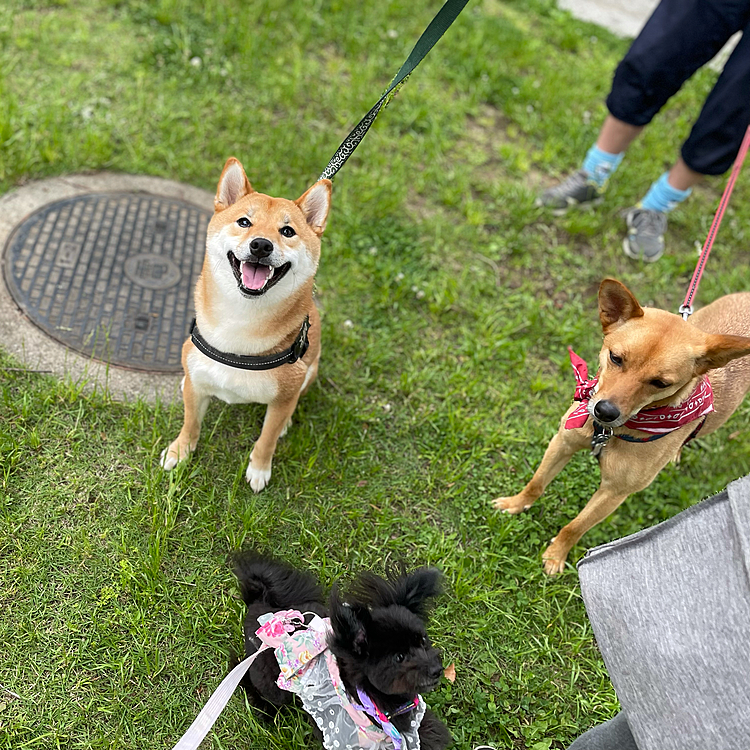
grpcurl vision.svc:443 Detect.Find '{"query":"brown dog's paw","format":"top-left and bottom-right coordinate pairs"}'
top-left (543, 556), bottom-right (566, 576)
top-left (542, 539), bottom-right (567, 575)
top-left (160, 439), bottom-right (194, 470)
top-left (491, 495), bottom-right (532, 514)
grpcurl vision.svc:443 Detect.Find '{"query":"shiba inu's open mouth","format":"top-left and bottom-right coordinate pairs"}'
top-left (228, 252), bottom-right (291, 297)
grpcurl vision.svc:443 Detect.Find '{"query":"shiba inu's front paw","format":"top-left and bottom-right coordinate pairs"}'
top-left (246, 460), bottom-right (272, 492)
top-left (492, 494), bottom-right (532, 514)
top-left (542, 539), bottom-right (567, 575)
top-left (160, 438), bottom-right (195, 470)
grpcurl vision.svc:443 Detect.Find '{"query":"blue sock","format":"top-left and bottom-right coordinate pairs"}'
top-left (640, 172), bottom-right (692, 213)
top-left (582, 144), bottom-right (624, 188)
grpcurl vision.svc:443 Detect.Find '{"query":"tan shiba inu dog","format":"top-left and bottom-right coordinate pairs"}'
top-left (493, 279), bottom-right (750, 574)
top-left (161, 157), bottom-right (331, 491)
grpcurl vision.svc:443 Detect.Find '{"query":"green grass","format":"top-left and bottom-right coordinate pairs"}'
top-left (1, 0), bottom-right (750, 748)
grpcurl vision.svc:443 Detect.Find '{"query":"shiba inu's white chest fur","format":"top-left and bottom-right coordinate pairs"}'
top-left (187, 348), bottom-right (279, 405)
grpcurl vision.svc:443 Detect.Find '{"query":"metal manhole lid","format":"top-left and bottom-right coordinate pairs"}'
top-left (2, 192), bottom-right (210, 373)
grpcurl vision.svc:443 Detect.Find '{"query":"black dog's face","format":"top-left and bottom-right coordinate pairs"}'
top-left (328, 567), bottom-right (445, 698)
top-left (364, 609), bottom-right (444, 695)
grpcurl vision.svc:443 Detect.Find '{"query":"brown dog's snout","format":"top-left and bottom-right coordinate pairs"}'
top-left (593, 399), bottom-right (620, 423)
top-left (249, 237), bottom-right (274, 258)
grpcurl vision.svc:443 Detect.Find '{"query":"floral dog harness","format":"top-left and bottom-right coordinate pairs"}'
top-left (254, 610), bottom-right (426, 750)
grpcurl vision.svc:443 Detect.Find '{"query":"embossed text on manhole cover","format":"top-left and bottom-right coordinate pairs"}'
top-left (2, 193), bottom-right (210, 372)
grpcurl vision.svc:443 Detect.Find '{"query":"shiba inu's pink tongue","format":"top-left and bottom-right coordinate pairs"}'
top-left (242, 262), bottom-right (271, 290)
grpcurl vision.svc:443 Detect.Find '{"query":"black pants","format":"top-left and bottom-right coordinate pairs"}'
top-left (567, 712), bottom-right (639, 750)
top-left (606, 0), bottom-right (750, 174)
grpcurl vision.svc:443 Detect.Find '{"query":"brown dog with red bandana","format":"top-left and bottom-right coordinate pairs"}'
top-left (493, 278), bottom-right (750, 574)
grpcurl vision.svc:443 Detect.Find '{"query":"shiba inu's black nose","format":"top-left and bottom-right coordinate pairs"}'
top-left (249, 238), bottom-right (274, 258)
top-left (594, 400), bottom-right (620, 423)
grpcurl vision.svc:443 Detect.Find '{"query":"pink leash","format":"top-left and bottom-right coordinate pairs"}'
top-left (680, 124), bottom-right (750, 320)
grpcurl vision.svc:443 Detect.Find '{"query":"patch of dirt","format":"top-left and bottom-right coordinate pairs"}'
top-left (460, 103), bottom-right (547, 189)
top-left (406, 103), bottom-right (549, 224)
top-left (406, 193), bottom-right (441, 223)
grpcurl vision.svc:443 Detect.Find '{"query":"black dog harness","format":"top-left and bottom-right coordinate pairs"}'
top-left (190, 316), bottom-right (311, 371)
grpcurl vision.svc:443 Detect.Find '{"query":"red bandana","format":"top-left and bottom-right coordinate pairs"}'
top-left (564, 347), bottom-right (714, 433)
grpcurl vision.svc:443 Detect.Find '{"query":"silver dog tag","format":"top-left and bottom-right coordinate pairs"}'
top-left (591, 424), bottom-right (613, 458)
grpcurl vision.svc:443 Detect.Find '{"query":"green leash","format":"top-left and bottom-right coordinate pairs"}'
top-left (319, 0), bottom-right (470, 181)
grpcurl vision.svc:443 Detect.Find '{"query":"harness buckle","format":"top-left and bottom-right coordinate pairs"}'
top-left (291, 317), bottom-right (311, 362)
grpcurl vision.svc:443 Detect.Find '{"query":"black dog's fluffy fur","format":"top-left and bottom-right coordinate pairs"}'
top-left (232, 552), bottom-right (452, 749)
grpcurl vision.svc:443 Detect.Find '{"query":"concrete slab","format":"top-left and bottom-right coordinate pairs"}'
top-left (558, 0), bottom-right (657, 38)
top-left (0, 173), bottom-right (214, 404)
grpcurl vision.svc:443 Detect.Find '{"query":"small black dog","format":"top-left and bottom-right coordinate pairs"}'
top-left (233, 553), bottom-right (452, 749)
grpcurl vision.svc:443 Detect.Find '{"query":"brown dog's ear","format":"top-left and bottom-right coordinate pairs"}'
top-left (214, 157), bottom-right (254, 212)
top-left (695, 333), bottom-right (750, 374)
top-left (598, 278), bottom-right (644, 331)
top-left (296, 179), bottom-right (332, 236)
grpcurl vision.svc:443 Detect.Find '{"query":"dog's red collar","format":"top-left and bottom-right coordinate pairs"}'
top-left (564, 347), bottom-right (714, 436)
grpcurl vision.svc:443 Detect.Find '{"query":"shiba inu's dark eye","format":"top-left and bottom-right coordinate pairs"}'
top-left (650, 378), bottom-right (669, 389)
top-left (237, 217), bottom-right (252, 228)
top-left (394, 653), bottom-right (405, 663)
top-left (279, 225), bottom-right (296, 238)
top-left (609, 351), bottom-right (623, 366)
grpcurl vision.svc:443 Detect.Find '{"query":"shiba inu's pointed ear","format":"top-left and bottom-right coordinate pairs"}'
top-left (695, 333), bottom-right (750, 374)
top-left (214, 157), bottom-right (254, 212)
top-left (295, 180), bottom-right (332, 236)
top-left (598, 278), bottom-right (644, 332)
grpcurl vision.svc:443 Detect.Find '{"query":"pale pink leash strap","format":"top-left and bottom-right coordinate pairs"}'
top-left (681, 124), bottom-right (750, 320)
top-left (170, 647), bottom-right (268, 750)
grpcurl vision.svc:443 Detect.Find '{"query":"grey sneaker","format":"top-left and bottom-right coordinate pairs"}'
top-left (623, 207), bottom-right (667, 262)
top-left (537, 169), bottom-right (602, 214)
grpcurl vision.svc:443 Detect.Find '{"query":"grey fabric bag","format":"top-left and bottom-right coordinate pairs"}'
top-left (578, 475), bottom-right (750, 750)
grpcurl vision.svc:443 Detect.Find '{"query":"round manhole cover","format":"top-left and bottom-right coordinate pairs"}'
top-left (2, 193), bottom-right (211, 373)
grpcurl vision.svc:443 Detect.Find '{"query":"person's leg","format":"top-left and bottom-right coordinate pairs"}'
top-left (537, 115), bottom-right (640, 212)
top-left (623, 152), bottom-right (704, 262)
top-left (681, 11), bottom-right (750, 176)
top-left (596, 115), bottom-right (644, 154)
top-left (617, 0), bottom-right (750, 261)
top-left (596, 116), bottom-right (644, 154)
top-left (539, 0), bottom-right (745, 214)
top-left (666, 157), bottom-right (704, 191)
top-left (579, 117), bottom-right (644, 190)
top-left (567, 712), bottom-right (639, 750)
top-left (607, 0), bottom-right (746, 129)
top-left (599, 0), bottom-right (729, 169)
top-left (634, 157), bottom-right (700, 217)
top-left (622, 156), bottom-right (697, 261)
top-left (580, 115), bottom-right (643, 189)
